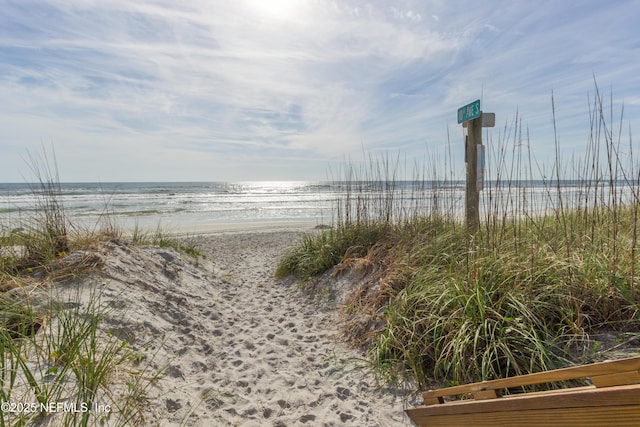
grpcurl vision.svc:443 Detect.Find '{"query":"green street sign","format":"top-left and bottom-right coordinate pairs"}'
top-left (457, 99), bottom-right (481, 124)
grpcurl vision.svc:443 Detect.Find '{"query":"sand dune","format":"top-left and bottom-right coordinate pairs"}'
top-left (39, 228), bottom-right (413, 426)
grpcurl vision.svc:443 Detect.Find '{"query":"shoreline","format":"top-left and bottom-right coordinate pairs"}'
top-left (166, 219), bottom-right (327, 236)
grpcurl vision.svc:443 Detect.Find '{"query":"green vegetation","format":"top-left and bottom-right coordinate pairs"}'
top-left (0, 149), bottom-right (201, 425)
top-left (275, 223), bottom-right (388, 281)
top-left (278, 86), bottom-right (640, 388)
top-left (0, 286), bottom-right (151, 426)
top-left (1, 152), bottom-right (70, 280)
top-left (130, 223), bottom-right (203, 259)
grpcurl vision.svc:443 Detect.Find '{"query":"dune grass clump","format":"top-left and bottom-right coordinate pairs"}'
top-left (0, 161), bottom-right (70, 282)
top-left (0, 228), bottom-right (153, 426)
top-left (277, 84), bottom-right (640, 388)
top-left (276, 222), bottom-right (389, 281)
top-left (279, 210), bottom-right (640, 387)
top-left (22, 149), bottom-right (70, 265)
top-left (0, 148), bottom-right (186, 425)
top-left (368, 209), bottom-right (640, 387)
top-left (130, 224), bottom-right (203, 259)
top-left (0, 286), bottom-right (151, 426)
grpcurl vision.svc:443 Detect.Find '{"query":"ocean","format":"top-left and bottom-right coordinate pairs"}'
top-left (0, 180), bottom-right (635, 233)
top-left (0, 182), bottom-right (342, 231)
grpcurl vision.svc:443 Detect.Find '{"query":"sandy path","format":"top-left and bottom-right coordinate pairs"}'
top-left (188, 230), bottom-right (411, 426)
top-left (27, 229), bottom-right (412, 426)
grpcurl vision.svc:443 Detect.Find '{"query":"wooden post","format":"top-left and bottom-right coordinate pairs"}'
top-left (466, 114), bottom-right (482, 234)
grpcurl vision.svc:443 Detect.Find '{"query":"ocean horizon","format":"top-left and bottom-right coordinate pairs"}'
top-left (0, 180), bottom-right (635, 233)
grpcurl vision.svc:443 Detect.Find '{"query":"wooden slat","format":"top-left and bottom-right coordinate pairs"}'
top-left (472, 389), bottom-right (501, 400)
top-left (422, 396), bottom-right (444, 406)
top-left (421, 356), bottom-right (640, 402)
top-left (414, 384), bottom-right (640, 417)
top-left (406, 404), bottom-right (640, 427)
top-left (590, 370), bottom-right (640, 387)
top-left (504, 385), bottom-right (595, 399)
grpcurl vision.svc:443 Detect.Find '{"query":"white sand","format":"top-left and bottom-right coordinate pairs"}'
top-left (34, 226), bottom-right (414, 426)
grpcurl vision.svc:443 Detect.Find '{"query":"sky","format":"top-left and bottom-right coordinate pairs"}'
top-left (1, 0), bottom-right (639, 182)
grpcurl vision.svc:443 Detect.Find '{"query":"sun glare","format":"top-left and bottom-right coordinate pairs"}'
top-left (249, 0), bottom-right (298, 20)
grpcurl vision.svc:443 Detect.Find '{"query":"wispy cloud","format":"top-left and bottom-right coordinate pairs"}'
top-left (0, 0), bottom-right (638, 181)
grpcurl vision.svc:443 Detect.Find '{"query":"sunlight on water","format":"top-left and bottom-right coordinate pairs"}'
top-left (0, 181), bottom-right (336, 231)
top-left (1, 180), bottom-right (636, 232)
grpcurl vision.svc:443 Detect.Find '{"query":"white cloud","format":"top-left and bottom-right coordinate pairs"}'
top-left (390, 7), bottom-right (422, 22)
top-left (0, 0), bottom-right (639, 181)
top-left (406, 11), bottom-right (422, 22)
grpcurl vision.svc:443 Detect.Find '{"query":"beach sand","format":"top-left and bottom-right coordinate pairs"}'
top-left (33, 225), bottom-right (414, 426)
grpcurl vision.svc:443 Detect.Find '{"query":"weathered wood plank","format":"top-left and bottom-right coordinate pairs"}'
top-left (472, 389), bottom-right (501, 400)
top-left (421, 356), bottom-right (640, 403)
top-left (590, 370), bottom-right (640, 387)
top-left (407, 404), bottom-right (640, 427)
top-left (422, 396), bottom-right (444, 406)
top-left (414, 384), bottom-right (640, 417)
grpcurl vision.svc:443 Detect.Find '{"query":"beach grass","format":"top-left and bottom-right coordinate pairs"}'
top-left (130, 223), bottom-right (203, 259)
top-left (277, 84), bottom-right (640, 388)
top-left (0, 149), bottom-right (201, 425)
top-left (0, 284), bottom-right (152, 426)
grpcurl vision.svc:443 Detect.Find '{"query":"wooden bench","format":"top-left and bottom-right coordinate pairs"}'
top-left (406, 356), bottom-right (640, 426)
